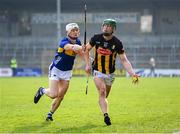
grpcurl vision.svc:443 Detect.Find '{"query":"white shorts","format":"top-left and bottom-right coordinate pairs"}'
top-left (49, 66), bottom-right (72, 81)
top-left (93, 70), bottom-right (115, 86)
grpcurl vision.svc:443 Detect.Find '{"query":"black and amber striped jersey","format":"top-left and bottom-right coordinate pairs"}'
top-left (89, 33), bottom-right (124, 74)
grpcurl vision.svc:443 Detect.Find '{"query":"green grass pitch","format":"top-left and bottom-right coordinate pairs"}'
top-left (0, 77), bottom-right (180, 133)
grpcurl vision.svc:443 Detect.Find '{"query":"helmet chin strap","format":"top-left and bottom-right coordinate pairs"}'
top-left (67, 34), bottom-right (77, 40)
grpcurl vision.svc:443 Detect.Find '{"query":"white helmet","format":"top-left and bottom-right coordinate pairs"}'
top-left (66, 23), bottom-right (79, 32)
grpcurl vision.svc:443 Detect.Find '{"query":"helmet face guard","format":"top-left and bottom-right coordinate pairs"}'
top-left (102, 19), bottom-right (117, 29)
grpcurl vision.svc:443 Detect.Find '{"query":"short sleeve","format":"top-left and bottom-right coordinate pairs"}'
top-left (89, 35), bottom-right (96, 47)
top-left (117, 41), bottom-right (125, 54)
top-left (59, 39), bottom-right (69, 48)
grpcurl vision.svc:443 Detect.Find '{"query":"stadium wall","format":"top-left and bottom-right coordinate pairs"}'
top-left (0, 0), bottom-right (180, 75)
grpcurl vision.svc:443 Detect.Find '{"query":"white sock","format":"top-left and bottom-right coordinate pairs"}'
top-left (40, 88), bottom-right (45, 95)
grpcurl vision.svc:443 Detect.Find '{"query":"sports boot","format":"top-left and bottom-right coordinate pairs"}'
top-left (34, 87), bottom-right (44, 104)
top-left (104, 113), bottom-right (111, 126)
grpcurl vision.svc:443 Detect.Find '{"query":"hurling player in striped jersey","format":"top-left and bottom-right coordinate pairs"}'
top-left (84, 19), bottom-right (139, 125)
top-left (34, 23), bottom-right (83, 121)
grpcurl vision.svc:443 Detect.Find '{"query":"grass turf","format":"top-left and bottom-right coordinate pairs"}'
top-left (0, 77), bottom-right (180, 133)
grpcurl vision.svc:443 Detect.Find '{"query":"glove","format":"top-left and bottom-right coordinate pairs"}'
top-left (132, 74), bottom-right (139, 84)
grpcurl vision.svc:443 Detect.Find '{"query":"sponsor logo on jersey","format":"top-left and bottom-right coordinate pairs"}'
top-left (97, 47), bottom-right (112, 55)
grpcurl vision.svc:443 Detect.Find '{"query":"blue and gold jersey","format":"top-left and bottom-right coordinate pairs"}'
top-left (52, 37), bottom-right (81, 71)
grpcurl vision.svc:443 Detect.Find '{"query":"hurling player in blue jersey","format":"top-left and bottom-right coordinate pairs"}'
top-left (34, 23), bottom-right (83, 121)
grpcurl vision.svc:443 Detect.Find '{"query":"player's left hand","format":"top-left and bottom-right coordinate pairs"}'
top-left (132, 74), bottom-right (139, 84)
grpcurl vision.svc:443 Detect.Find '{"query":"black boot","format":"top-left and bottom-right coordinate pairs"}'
top-left (46, 111), bottom-right (53, 121)
top-left (104, 113), bottom-right (111, 126)
top-left (34, 87), bottom-right (44, 104)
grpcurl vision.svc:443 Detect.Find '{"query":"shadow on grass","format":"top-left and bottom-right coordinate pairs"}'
top-left (11, 121), bottom-right (52, 133)
top-left (55, 123), bottom-right (97, 133)
top-left (11, 121), bottom-right (97, 133)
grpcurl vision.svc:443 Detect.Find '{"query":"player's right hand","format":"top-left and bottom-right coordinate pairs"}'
top-left (81, 44), bottom-right (86, 52)
top-left (72, 45), bottom-right (82, 51)
top-left (85, 65), bottom-right (91, 75)
top-left (72, 45), bottom-right (82, 54)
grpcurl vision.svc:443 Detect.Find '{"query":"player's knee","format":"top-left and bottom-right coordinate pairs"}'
top-left (99, 89), bottom-right (106, 97)
top-left (50, 92), bottom-right (58, 99)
